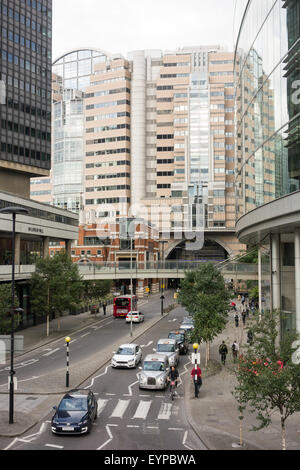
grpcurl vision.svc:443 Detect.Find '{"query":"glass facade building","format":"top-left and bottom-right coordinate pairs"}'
top-left (234, 0), bottom-right (300, 333)
top-left (0, 0), bottom-right (52, 196)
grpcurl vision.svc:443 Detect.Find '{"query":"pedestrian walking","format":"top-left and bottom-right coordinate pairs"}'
top-left (191, 366), bottom-right (202, 398)
top-left (242, 311), bottom-right (246, 325)
top-left (232, 340), bottom-right (239, 363)
top-left (103, 302), bottom-right (107, 316)
top-left (241, 295), bottom-right (245, 306)
top-left (231, 301), bottom-right (237, 312)
top-left (234, 314), bottom-right (239, 327)
top-left (247, 329), bottom-right (254, 345)
top-left (219, 341), bottom-right (228, 366)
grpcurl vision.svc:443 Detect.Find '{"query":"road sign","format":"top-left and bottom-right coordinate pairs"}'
top-left (192, 353), bottom-right (201, 365)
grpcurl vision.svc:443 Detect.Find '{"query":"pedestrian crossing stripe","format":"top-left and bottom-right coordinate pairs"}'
top-left (97, 398), bottom-right (176, 421)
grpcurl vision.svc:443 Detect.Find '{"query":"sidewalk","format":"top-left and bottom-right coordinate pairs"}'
top-left (184, 300), bottom-right (300, 451)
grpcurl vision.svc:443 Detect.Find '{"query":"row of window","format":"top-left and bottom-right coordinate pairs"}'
top-left (1, 1), bottom-right (51, 22)
top-left (5, 97), bottom-right (50, 121)
top-left (1, 118), bottom-right (50, 141)
top-left (160, 73), bottom-right (189, 79)
top-left (1, 71), bottom-right (50, 98)
top-left (2, 42), bottom-right (50, 62)
top-left (86, 172), bottom-right (130, 181)
top-left (87, 148), bottom-right (130, 156)
top-left (86, 111), bottom-right (130, 123)
top-left (86, 99), bottom-right (130, 110)
top-left (85, 136), bottom-right (130, 149)
top-left (85, 87), bottom-right (130, 99)
top-left (0, 140), bottom-right (50, 160)
top-left (86, 160), bottom-right (130, 169)
top-left (85, 124), bottom-right (130, 138)
top-left (86, 185), bottom-right (130, 192)
top-left (86, 197), bottom-right (130, 205)
top-left (91, 76), bottom-right (130, 86)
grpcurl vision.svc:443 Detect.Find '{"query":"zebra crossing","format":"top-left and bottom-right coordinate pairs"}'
top-left (97, 395), bottom-right (180, 422)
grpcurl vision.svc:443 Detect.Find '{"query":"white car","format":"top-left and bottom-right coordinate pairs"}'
top-left (111, 344), bottom-right (142, 369)
top-left (126, 311), bottom-right (145, 323)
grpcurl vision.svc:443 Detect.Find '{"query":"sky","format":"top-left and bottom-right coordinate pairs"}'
top-left (52, 0), bottom-right (237, 61)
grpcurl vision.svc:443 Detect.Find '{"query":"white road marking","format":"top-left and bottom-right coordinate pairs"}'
top-left (140, 341), bottom-right (153, 348)
top-left (97, 424), bottom-right (115, 450)
top-left (127, 425), bottom-right (140, 428)
top-left (80, 332), bottom-right (91, 338)
top-left (106, 393), bottom-right (116, 396)
top-left (127, 375), bottom-right (139, 396)
top-left (110, 400), bottom-right (130, 419)
top-left (132, 401), bottom-right (152, 420)
top-left (168, 427), bottom-right (184, 431)
top-left (157, 402), bottom-right (172, 420)
top-left (84, 365), bottom-right (111, 389)
top-left (1, 358), bottom-right (39, 372)
top-left (0, 376), bottom-right (41, 388)
top-left (43, 348), bottom-right (60, 357)
top-left (45, 444), bottom-right (64, 449)
top-left (97, 399), bottom-right (109, 417)
top-left (4, 438), bottom-right (18, 450)
top-left (183, 430), bottom-right (193, 450)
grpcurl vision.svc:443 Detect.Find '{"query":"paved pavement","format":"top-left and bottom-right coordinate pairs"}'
top-left (185, 299), bottom-right (300, 451)
top-left (1, 295), bottom-right (299, 450)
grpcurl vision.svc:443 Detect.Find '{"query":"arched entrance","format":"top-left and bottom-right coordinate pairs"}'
top-left (167, 239), bottom-right (229, 262)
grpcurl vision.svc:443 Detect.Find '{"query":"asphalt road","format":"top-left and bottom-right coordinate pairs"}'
top-left (2, 300), bottom-right (206, 451)
top-left (0, 293), bottom-right (173, 391)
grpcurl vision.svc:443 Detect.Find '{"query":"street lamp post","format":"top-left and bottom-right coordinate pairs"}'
top-left (130, 237), bottom-right (133, 337)
top-left (65, 337), bottom-right (71, 388)
top-left (0, 206), bottom-right (29, 424)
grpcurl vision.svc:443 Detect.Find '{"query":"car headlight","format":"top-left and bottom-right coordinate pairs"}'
top-left (140, 374), bottom-right (147, 383)
top-left (79, 420), bottom-right (88, 426)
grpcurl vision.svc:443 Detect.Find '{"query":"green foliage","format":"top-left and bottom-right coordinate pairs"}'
top-left (233, 311), bottom-right (300, 445)
top-left (0, 283), bottom-right (20, 334)
top-left (178, 263), bottom-right (230, 345)
top-left (83, 280), bottom-right (112, 303)
top-left (30, 251), bottom-right (83, 319)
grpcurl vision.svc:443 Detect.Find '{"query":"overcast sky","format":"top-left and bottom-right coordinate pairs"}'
top-left (52, 0), bottom-right (237, 61)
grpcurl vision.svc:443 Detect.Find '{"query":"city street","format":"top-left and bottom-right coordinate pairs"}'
top-left (0, 294), bottom-right (207, 451)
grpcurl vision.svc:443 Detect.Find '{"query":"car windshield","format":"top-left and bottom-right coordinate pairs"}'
top-left (157, 344), bottom-right (175, 353)
top-left (143, 361), bottom-right (165, 371)
top-left (169, 333), bottom-right (184, 342)
top-left (115, 298), bottom-right (130, 307)
top-left (59, 396), bottom-right (88, 412)
top-left (116, 347), bottom-right (134, 355)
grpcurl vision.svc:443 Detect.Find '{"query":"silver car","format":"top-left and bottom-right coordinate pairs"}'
top-left (156, 338), bottom-right (180, 367)
top-left (138, 354), bottom-right (169, 390)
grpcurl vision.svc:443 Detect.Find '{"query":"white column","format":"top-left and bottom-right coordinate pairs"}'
top-left (294, 229), bottom-right (300, 334)
top-left (258, 246), bottom-right (262, 314)
top-left (130, 51), bottom-right (146, 209)
top-left (271, 234), bottom-right (281, 311)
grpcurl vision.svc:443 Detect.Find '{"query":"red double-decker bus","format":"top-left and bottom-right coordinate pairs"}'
top-left (113, 295), bottom-right (138, 318)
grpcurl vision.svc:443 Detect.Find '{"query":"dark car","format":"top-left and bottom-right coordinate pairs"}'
top-left (51, 389), bottom-right (98, 435)
top-left (168, 330), bottom-right (189, 355)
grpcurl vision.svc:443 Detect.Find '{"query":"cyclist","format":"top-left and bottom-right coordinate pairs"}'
top-left (167, 365), bottom-right (179, 394)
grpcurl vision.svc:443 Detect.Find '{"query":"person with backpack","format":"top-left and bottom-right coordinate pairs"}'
top-left (234, 314), bottom-right (239, 327)
top-left (232, 340), bottom-right (239, 363)
top-left (219, 341), bottom-right (228, 366)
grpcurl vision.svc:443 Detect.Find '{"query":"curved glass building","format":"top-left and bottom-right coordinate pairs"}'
top-left (51, 49), bottom-right (117, 213)
top-left (234, 0), bottom-right (300, 333)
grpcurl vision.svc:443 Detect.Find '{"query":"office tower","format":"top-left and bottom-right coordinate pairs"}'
top-left (0, 0), bottom-right (52, 198)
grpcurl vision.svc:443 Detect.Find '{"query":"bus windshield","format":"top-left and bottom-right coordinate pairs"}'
top-left (115, 298), bottom-right (130, 307)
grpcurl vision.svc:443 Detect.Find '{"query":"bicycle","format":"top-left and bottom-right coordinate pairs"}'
top-left (169, 380), bottom-right (177, 401)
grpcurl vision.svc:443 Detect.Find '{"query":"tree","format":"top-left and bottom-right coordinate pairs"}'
top-left (178, 263), bottom-right (231, 366)
top-left (233, 310), bottom-right (300, 450)
top-left (30, 251), bottom-right (83, 333)
top-left (83, 280), bottom-right (112, 304)
top-left (0, 283), bottom-right (20, 334)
